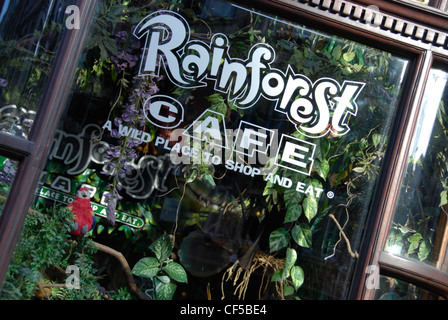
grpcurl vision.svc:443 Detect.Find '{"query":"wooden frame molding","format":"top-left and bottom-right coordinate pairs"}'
top-left (379, 252), bottom-right (448, 299)
top-left (272, 0), bottom-right (448, 55)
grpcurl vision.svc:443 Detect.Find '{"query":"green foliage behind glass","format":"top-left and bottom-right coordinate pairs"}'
top-left (0, 206), bottom-right (100, 300)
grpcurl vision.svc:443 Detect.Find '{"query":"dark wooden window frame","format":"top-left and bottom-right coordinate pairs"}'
top-left (0, 0), bottom-right (98, 285)
top-left (365, 51), bottom-right (448, 300)
top-left (1, 0), bottom-right (448, 300)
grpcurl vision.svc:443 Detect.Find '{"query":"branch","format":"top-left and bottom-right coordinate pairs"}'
top-left (93, 241), bottom-right (151, 300)
top-left (328, 213), bottom-right (359, 259)
top-left (39, 283), bottom-right (68, 289)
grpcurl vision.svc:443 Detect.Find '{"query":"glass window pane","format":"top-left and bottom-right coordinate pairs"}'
top-left (396, 0), bottom-right (447, 11)
top-left (386, 68), bottom-right (448, 273)
top-left (3, 0), bottom-right (409, 300)
top-left (374, 275), bottom-right (445, 300)
top-left (0, 1), bottom-right (66, 138)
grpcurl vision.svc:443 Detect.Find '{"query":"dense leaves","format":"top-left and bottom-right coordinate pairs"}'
top-left (132, 233), bottom-right (187, 300)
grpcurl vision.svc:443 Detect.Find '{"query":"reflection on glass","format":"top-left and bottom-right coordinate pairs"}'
top-left (0, 156), bottom-right (18, 216)
top-left (0, 1), bottom-right (65, 138)
top-left (398, 0), bottom-right (448, 11)
top-left (406, 0), bottom-right (430, 6)
top-left (2, 0), bottom-right (409, 300)
top-left (374, 275), bottom-right (444, 300)
top-left (386, 68), bottom-right (448, 272)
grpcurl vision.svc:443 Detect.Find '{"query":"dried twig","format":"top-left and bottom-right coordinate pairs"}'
top-left (328, 213), bottom-right (359, 259)
top-left (92, 241), bottom-right (150, 300)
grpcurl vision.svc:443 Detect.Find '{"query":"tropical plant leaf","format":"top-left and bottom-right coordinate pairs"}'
top-left (290, 265), bottom-right (305, 290)
top-left (292, 223), bottom-right (312, 248)
top-left (149, 233), bottom-right (173, 262)
top-left (131, 257), bottom-right (159, 279)
top-left (418, 240), bottom-right (430, 261)
top-left (154, 277), bottom-right (176, 300)
top-left (332, 45), bottom-right (342, 60)
top-left (284, 248), bottom-right (297, 272)
top-left (284, 203), bottom-right (302, 223)
top-left (271, 268), bottom-right (286, 282)
top-left (343, 51), bottom-right (356, 62)
top-left (315, 159), bottom-right (330, 180)
top-left (164, 261), bottom-right (188, 284)
top-left (303, 196), bottom-right (318, 222)
top-left (269, 228), bottom-right (290, 252)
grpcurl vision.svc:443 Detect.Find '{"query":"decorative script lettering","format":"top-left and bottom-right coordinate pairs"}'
top-left (134, 10), bottom-right (365, 138)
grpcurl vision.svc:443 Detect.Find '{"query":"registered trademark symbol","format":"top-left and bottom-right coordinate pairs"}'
top-left (327, 191), bottom-right (335, 199)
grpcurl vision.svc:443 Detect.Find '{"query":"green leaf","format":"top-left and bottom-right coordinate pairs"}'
top-left (440, 190), bottom-right (448, 207)
top-left (418, 240), bottom-right (430, 261)
top-left (164, 261), bottom-right (188, 284)
top-left (154, 278), bottom-right (177, 300)
top-left (303, 196), bottom-right (318, 222)
top-left (202, 173), bottom-right (216, 189)
top-left (207, 93), bottom-right (225, 103)
top-left (149, 233), bottom-right (173, 262)
top-left (284, 285), bottom-right (294, 296)
top-left (118, 225), bottom-right (132, 239)
top-left (315, 159), bottom-right (330, 180)
top-left (101, 37), bottom-right (118, 56)
top-left (186, 170), bottom-right (198, 184)
top-left (157, 275), bottom-right (171, 284)
top-left (290, 265), bottom-right (305, 290)
top-left (284, 186), bottom-right (304, 207)
top-left (408, 233), bottom-right (422, 242)
top-left (408, 233), bottom-right (422, 255)
top-left (292, 223), bottom-right (312, 248)
top-left (271, 268), bottom-right (286, 282)
top-left (284, 203), bottom-right (302, 223)
top-left (343, 51), bottom-right (356, 62)
top-left (408, 239), bottom-right (420, 255)
top-left (96, 224), bottom-right (105, 235)
top-left (131, 257), bottom-right (159, 279)
top-left (332, 45), bottom-right (342, 60)
top-left (269, 228), bottom-right (290, 253)
top-left (285, 248), bottom-right (297, 277)
top-left (372, 134), bottom-right (383, 148)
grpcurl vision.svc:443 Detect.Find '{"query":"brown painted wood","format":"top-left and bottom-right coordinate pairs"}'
top-left (352, 0), bottom-right (448, 31)
top-left (379, 251), bottom-right (448, 299)
top-left (0, 133), bottom-right (34, 161)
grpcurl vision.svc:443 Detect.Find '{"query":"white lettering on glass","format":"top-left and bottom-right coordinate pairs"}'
top-left (133, 10), bottom-right (365, 138)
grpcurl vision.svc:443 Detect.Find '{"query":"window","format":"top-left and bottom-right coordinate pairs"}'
top-left (374, 275), bottom-right (444, 300)
top-left (386, 67), bottom-right (448, 270)
top-left (0, 0), bottom-right (447, 301)
top-left (396, 0), bottom-right (448, 12)
top-left (376, 65), bottom-right (448, 299)
top-left (0, 0), bottom-right (67, 139)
